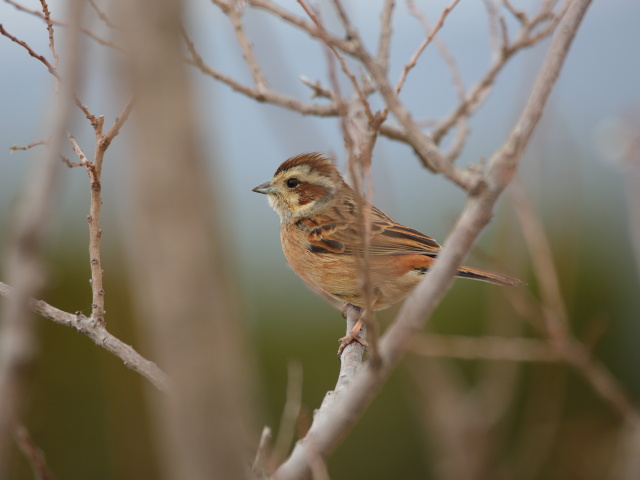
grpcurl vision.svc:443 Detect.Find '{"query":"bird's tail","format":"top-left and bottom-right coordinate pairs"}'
top-left (456, 265), bottom-right (525, 287)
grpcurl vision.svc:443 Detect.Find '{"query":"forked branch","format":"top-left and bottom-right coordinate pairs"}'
top-left (272, 1), bottom-right (593, 478)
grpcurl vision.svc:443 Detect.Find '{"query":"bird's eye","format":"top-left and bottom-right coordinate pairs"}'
top-left (286, 178), bottom-right (300, 188)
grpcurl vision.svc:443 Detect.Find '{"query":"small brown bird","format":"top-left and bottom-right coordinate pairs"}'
top-left (253, 153), bottom-right (523, 352)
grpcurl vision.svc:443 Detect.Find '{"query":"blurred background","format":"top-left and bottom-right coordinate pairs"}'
top-left (1, 0), bottom-right (639, 478)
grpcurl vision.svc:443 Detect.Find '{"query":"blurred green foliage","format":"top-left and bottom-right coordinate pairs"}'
top-left (3, 179), bottom-right (638, 480)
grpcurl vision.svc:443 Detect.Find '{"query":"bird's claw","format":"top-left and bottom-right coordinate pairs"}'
top-left (337, 332), bottom-right (369, 357)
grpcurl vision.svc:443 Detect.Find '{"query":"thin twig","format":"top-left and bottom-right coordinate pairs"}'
top-left (247, 0), bottom-right (357, 56)
top-left (182, 29), bottom-right (339, 116)
top-left (252, 426), bottom-right (273, 475)
top-left (509, 182), bottom-right (640, 420)
top-left (212, 0), bottom-right (268, 90)
top-left (0, 23), bottom-right (59, 77)
top-left (67, 133), bottom-right (107, 325)
top-left (88, 0), bottom-right (117, 29)
top-left (10, 140), bottom-right (47, 152)
top-left (39, 0), bottom-right (58, 70)
top-left (13, 421), bottom-right (56, 480)
top-left (269, 361), bottom-right (304, 472)
top-left (375, 0), bottom-right (395, 75)
top-left (4, 0), bottom-right (123, 50)
top-left (409, 333), bottom-right (560, 362)
top-left (407, 0), bottom-right (465, 100)
top-left (0, 23), bottom-right (97, 123)
top-left (65, 99), bottom-right (134, 325)
top-left (406, 0), bottom-right (468, 160)
top-left (431, 0), bottom-right (567, 143)
top-left (60, 155), bottom-right (84, 168)
top-left (483, 0), bottom-right (501, 59)
top-left (299, 76), bottom-right (334, 99)
top-left (297, 0), bottom-right (375, 124)
top-left (395, 0), bottom-right (461, 96)
top-left (103, 97), bottom-right (135, 141)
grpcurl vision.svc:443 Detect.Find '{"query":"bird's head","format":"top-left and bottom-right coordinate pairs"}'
top-left (252, 153), bottom-right (345, 222)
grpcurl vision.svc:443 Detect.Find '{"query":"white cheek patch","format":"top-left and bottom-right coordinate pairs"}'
top-left (267, 164), bottom-right (336, 221)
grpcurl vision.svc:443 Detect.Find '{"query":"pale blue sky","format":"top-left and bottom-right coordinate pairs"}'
top-left (1, 0), bottom-right (638, 300)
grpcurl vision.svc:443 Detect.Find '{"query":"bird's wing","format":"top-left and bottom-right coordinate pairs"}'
top-left (297, 207), bottom-right (442, 256)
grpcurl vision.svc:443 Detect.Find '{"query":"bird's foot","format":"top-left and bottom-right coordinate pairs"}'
top-left (337, 332), bottom-right (369, 357)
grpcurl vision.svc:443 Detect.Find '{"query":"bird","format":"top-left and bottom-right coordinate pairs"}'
top-left (252, 153), bottom-right (524, 354)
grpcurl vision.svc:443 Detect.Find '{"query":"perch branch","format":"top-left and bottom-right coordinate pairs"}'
top-left (272, 2), bottom-right (593, 478)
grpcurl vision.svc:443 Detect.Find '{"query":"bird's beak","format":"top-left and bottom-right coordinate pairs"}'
top-left (252, 181), bottom-right (275, 195)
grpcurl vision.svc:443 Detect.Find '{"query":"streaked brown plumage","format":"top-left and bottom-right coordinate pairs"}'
top-left (253, 153), bottom-right (523, 316)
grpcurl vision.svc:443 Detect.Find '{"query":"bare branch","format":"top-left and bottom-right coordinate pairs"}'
top-left (432, 1), bottom-right (568, 144)
top-left (272, 2), bottom-right (593, 477)
top-left (88, 0), bottom-right (118, 29)
top-left (503, 0), bottom-right (527, 23)
top-left (0, 3), bottom-right (86, 472)
top-left (509, 182), bottom-right (640, 421)
top-left (10, 140), bottom-right (47, 152)
top-left (4, 0), bottom-right (122, 50)
top-left (0, 23), bottom-right (59, 77)
top-left (39, 0), bottom-right (58, 70)
top-left (60, 155), bottom-right (84, 168)
top-left (272, 306), bottom-right (367, 479)
top-left (247, 0), bottom-right (357, 56)
top-left (67, 134), bottom-right (108, 325)
top-left (375, 0), bottom-right (395, 75)
top-left (0, 281), bottom-right (169, 392)
top-left (212, 0), bottom-right (268, 90)
top-left (13, 422), bottom-right (55, 480)
top-left (269, 361), bottom-right (303, 472)
top-left (409, 333), bottom-right (560, 362)
top-left (483, 0), bottom-right (501, 58)
top-left (102, 97), bottom-right (135, 143)
top-left (299, 76), bottom-right (334, 99)
top-left (0, 23), bottom-right (98, 123)
top-left (298, 0), bottom-right (375, 123)
top-left (357, 42), bottom-right (475, 188)
top-left (182, 30), bottom-right (339, 116)
top-left (406, 0), bottom-right (468, 160)
top-left (63, 99), bottom-right (133, 328)
top-left (299, 0), bottom-right (475, 187)
top-left (395, 0), bottom-right (461, 96)
top-left (407, 0), bottom-right (465, 100)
